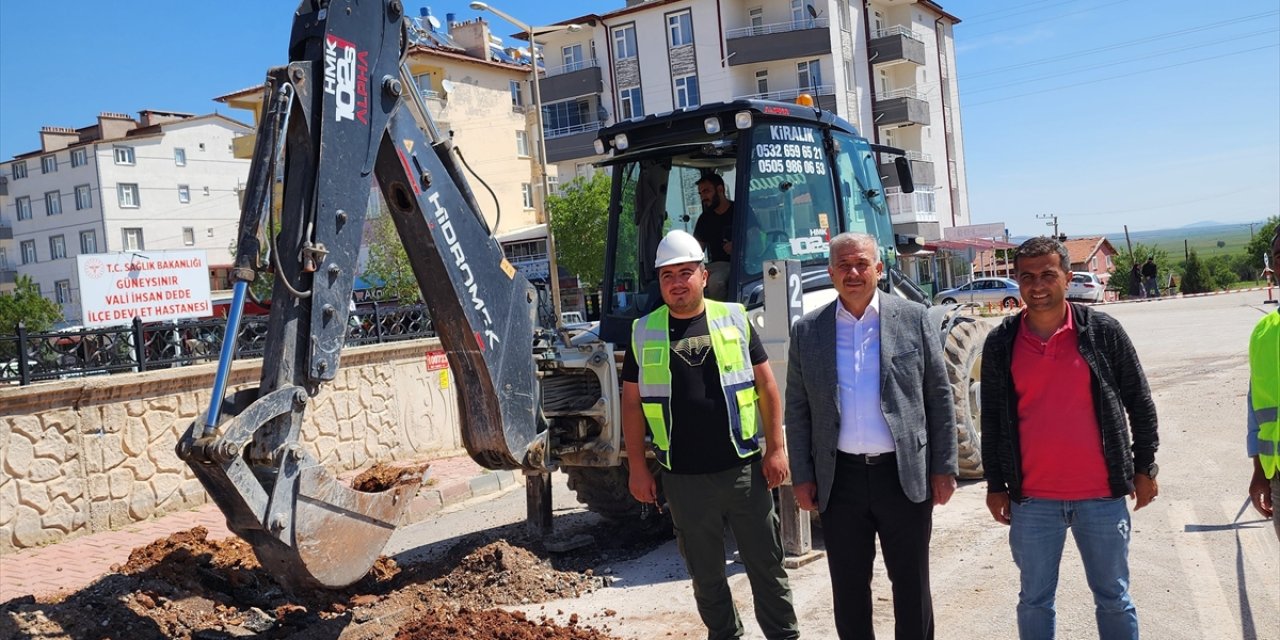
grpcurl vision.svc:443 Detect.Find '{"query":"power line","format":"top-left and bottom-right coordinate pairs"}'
top-left (961, 0), bottom-right (1142, 38)
top-left (962, 10), bottom-right (1280, 79)
top-left (963, 28), bottom-right (1279, 94)
top-left (961, 0), bottom-right (1076, 24)
top-left (962, 43), bottom-right (1280, 107)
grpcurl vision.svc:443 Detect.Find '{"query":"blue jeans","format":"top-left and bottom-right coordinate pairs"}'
top-left (1009, 497), bottom-right (1139, 640)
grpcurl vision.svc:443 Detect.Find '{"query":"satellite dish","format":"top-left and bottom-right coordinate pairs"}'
top-left (427, 15), bottom-right (441, 30)
top-left (441, 79), bottom-right (455, 95)
top-left (806, 4), bottom-right (818, 19)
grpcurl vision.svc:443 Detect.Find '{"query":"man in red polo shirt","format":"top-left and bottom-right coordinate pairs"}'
top-left (980, 236), bottom-right (1160, 640)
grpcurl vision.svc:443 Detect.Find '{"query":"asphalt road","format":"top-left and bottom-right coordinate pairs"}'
top-left (385, 291), bottom-right (1280, 640)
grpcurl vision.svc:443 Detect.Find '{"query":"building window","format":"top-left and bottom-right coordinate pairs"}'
top-left (49, 235), bottom-right (66, 260)
top-left (755, 70), bottom-right (768, 94)
top-left (75, 184), bottom-right (92, 210)
top-left (55, 280), bottom-right (71, 304)
top-left (122, 228), bottom-right (144, 251)
top-left (174, 148), bottom-right (187, 166)
top-left (516, 130), bottom-right (529, 157)
top-left (1091, 256), bottom-right (1098, 271)
top-left (114, 146), bottom-right (135, 165)
top-left (16, 196), bottom-right (32, 221)
top-left (619, 87), bottom-right (644, 120)
top-left (674, 75), bottom-right (700, 108)
top-left (80, 230), bottom-right (97, 254)
top-left (547, 175), bottom-right (559, 196)
top-left (510, 80), bottom-right (523, 107)
top-left (790, 0), bottom-right (805, 24)
top-left (20, 240), bottom-right (36, 264)
top-left (613, 24), bottom-right (637, 60)
top-left (178, 185), bottom-right (191, 203)
top-left (798, 59), bottom-right (822, 91)
top-left (750, 8), bottom-right (764, 34)
top-left (71, 148), bottom-right (88, 168)
top-left (11, 161), bottom-right (27, 180)
top-left (562, 44), bottom-right (584, 71)
top-left (667, 11), bottom-right (693, 47)
top-left (541, 99), bottom-right (592, 133)
top-left (183, 227), bottom-right (195, 246)
top-left (521, 183), bottom-right (534, 209)
top-left (118, 183), bottom-right (140, 207)
top-left (45, 191), bottom-right (62, 216)
top-left (41, 155), bottom-right (58, 174)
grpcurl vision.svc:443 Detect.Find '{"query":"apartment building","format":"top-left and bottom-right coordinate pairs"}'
top-left (531, 0), bottom-right (970, 241)
top-left (0, 111), bottom-right (253, 323)
top-left (0, 177), bottom-right (15, 294)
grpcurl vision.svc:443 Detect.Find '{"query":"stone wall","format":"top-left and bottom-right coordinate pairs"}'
top-left (0, 339), bottom-right (461, 554)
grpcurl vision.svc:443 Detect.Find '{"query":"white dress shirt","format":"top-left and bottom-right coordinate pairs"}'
top-left (835, 291), bottom-right (896, 454)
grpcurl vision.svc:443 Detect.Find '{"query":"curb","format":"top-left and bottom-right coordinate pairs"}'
top-left (1094, 286), bottom-right (1277, 306)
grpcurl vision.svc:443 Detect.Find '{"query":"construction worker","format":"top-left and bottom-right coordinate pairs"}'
top-left (1247, 228), bottom-right (1280, 539)
top-left (622, 229), bottom-right (799, 640)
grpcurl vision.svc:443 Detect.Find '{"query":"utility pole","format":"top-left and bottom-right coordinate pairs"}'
top-left (1036, 213), bottom-right (1059, 237)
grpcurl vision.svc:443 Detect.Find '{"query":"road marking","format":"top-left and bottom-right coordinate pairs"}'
top-left (1167, 501), bottom-right (1235, 637)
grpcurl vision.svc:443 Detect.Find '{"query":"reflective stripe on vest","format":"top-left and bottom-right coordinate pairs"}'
top-left (632, 300), bottom-right (760, 470)
top-left (1250, 312), bottom-right (1280, 478)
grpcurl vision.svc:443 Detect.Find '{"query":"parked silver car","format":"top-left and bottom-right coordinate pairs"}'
top-left (1068, 271), bottom-right (1107, 303)
top-left (933, 277), bottom-right (1022, 308)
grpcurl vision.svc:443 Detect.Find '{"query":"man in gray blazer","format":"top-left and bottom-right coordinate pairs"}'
top-left (785, 232), bottom-right (957, 640)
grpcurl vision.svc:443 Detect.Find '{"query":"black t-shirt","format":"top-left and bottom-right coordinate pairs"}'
top-left (1141, 261), bottom-right (1157, 278)
top-left (693, 207), bottom-right (734, 263)
top-left (622, 309), bottom-right (768, 474)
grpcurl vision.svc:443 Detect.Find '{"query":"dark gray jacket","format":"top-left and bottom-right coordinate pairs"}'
top-left (786, 295), bottom-right (957, 510)
top-left (981, 303), bottom-right (1159, 501)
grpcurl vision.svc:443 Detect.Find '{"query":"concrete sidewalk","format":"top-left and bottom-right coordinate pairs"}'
top-left (0, 453), bottom-right (521, 603)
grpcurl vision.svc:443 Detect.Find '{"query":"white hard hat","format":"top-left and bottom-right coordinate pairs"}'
top-left (655, 229), bottom-right (705, 269)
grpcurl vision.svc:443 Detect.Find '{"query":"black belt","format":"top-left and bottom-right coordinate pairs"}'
top-left (838, 451), bottom-right (896, 466)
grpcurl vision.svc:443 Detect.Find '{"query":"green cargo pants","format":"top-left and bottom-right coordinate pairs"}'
top-left (663, 459), bottom-right (800, 640)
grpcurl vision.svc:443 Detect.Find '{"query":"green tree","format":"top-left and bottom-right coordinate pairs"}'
top-left (1244, 216), bottom-right (1279, 272)
top-left (1180, 249), bottom-right (1211, 294)
top-left (547, 172), bottom-right (612, 289)
top-left (0, 275), bottom-right (63, 334)
top-left (1204, 255), bottom-right (1239, 290)
top-left (1110, 243), bottom-right (1172, 298)
top-left (362, 208), bottom-right (421, 303)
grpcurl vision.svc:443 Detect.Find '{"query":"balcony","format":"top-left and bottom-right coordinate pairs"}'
top-left (869, 26), bottom-right (926, 67)
top-left (540, 60), bottom-right (603, 103)
top-left (725, 18), bottom-right (831, 66)
top-left (0, 258), bottom-right (15, 286)
top-left (544, 120), bottom-right (606, 163)
top-left (736, 84), bottom-right (837, 112)
top-left (0, 219), bottom-right (12, 241)
top-left (886, 186), bottom-right (938, 227)
top-left (879, 150), bottom-right (935, 189)
top-left (873, 87), bottom-right (930, 128)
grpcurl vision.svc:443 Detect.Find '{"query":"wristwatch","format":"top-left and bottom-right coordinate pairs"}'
top-left (1137, 462), bottom-right (1159, 480)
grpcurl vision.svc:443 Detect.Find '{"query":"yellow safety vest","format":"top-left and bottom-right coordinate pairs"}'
top-left (1250, 312), bottom-right (1280, 479)
top-left (632, 300), bottom-right (760, 470)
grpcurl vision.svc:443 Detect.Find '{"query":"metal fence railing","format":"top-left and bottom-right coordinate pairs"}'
top-left (0, 302), bottom-right (434, 386)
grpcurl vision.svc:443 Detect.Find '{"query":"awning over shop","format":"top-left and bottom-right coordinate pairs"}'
top-left (924, 238), bottom-right (1017, 251)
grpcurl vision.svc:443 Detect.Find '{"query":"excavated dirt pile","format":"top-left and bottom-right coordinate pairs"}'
top-left (0, 527), bottom-right (617, 640)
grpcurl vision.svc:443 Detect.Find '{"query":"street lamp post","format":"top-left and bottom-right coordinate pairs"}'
top-left (469, 2), bottom-right (580, 333)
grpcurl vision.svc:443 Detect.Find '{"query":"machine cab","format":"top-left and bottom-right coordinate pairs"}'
top-left (594, 100), bottom-right (901, 346)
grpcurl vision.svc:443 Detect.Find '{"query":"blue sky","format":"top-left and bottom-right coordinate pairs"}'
top-left (2, 1), bottom-right (1276, 236)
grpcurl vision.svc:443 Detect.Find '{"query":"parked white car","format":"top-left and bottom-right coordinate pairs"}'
top-left (1068, 272), bottom-right (1107, 303)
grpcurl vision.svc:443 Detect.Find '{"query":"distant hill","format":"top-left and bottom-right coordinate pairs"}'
top-left (1102, 222), bottom-right (1261, 259)
top-left (1010, 222), bottom-right (1265, 260)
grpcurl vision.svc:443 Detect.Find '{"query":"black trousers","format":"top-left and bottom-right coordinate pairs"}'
top-left (820, 453), bottom-right (935, 640)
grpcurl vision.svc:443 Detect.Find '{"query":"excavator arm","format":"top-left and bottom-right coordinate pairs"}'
top-left (177, 0), bottom-right (545, 588)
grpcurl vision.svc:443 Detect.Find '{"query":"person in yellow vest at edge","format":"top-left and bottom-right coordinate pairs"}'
top-left (622, 229), bottom-right (800, 640)
top-left (1247, 227), bottom-right (1280, 540)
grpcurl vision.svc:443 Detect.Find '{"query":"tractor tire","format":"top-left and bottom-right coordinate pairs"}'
top-left (945, 318), bottom-right (990, 480)
top-left (563, 459), bottom-right (665, 522)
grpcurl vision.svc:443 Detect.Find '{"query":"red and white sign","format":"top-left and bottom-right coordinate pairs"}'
top-left (77, 250), bottom-right (213, 327)
top-left (425, 350), bottom-right (449, 371)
